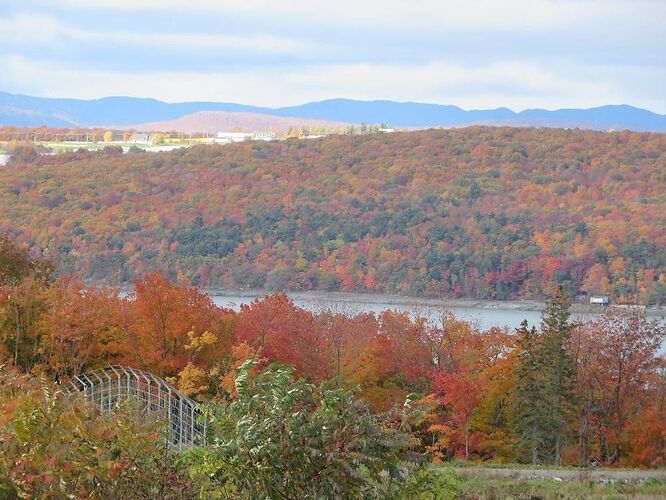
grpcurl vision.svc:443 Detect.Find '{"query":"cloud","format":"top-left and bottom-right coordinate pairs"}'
top-left (36, 0), bottom-right (666, 35)
top-left (0, 14), bottom-right (312, 56)
top-left (0, 14), bottom-right (63, 46)
top-left (2, 1), bottom-right (664, 111)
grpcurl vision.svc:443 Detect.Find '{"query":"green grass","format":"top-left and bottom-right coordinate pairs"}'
top-left (399, 466), bottom-right (666, 499)
top-left (445, 459), bottom-right (654, 473)
top-left (457, 475), bottom-right (666, 499)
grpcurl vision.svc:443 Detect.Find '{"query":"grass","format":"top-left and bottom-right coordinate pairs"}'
top-left (456, 475), bottom-right (666, 499)
top-left (445, 459), bottom-right (656, 473)
top-left (407, 464), bottom-right (666, 499)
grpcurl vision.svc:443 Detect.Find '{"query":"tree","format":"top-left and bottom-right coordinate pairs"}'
top-left (510, 320), bottom-right (549, 464)
top-left (576, 308), bottom-right (666, 465)
top-left (510, 287), bottom-right (578, 465)
top-left (188, 360), bottom-right (421, 499)
top-left (39, 277), bottom-right (126, 380)
top-left (234, 294), bottom-right (326, 381)
top-left (539, 286), bottom-right (578, 465)
top-left (0, 276), bottom-right (49, 372)
top-left (0, 234), bottom-right (52, 287)
top-left (437, 368), bottom-right (481, 459)
top-left (129, 273), bottom-right (232, 377)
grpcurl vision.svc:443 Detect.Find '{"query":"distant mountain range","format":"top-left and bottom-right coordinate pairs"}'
top-left (119, 111), bottom-right (350, 134)
top-left (1, 91), bottom-right (665, 132)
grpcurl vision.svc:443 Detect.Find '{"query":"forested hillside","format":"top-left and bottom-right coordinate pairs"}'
top-left (1, 127), bottom-right (665, 304)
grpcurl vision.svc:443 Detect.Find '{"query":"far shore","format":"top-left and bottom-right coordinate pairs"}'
top-left (199, 288), bottom-right (666, 319)
top-left (112, 282), bottom-right (666, 319)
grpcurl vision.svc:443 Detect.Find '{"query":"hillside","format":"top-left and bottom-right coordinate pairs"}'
top-left (1, 127), bottom-right (665, 303)
top-left (2, 92), bottom-right (665, 132)
top-left (121, 110), bottom-right (350, 134)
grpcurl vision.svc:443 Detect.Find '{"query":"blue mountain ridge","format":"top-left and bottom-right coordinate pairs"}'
top-left (1, 92), bottom-right (664, 132)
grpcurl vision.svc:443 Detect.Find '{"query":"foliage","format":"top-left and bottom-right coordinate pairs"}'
top-left (0, 234), bottom-right (52, 287)
top-left (0, 365), bottom-right (197, 499)
top-left (187, 359), bottom-right (423, 499)
top-left (510, 287), bottom-right (578, 465)
top-left (1, 127), bottom-right (665, 303)
top-left (397, 467), bottom-right (463, 499)
top-left (575, 308), bottom-right (666, 466)
top-left (0, 267), bottom-right (664, 486)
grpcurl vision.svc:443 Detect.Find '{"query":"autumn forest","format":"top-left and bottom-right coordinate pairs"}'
top-left (1, 126), bottom-right (665, 304)
top-left (1, 126), bottom-right (666, 497)
top-left (1, 232), bottom-right (665, 497)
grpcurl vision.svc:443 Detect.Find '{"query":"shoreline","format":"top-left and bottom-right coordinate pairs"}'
top-left (114, 282), bottom-right (666, 319)
top-left (199, 287), bottom-right (666, 319)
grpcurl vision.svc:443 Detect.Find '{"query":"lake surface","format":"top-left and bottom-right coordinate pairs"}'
top-left (211, 291), bottom-right (574, 331)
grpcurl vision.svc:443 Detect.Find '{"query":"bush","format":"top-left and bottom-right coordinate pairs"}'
top-left (0, 366), bottom-right (196, 499)
top-left (397, 467), bottom-right (463, 500)
top-left (187, 360), bottom-right (422, 498)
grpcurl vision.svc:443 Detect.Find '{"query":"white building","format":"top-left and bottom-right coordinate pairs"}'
top-left (253, 131), bottom-right (276, 141)
top-left (215, 132), bottom-right (253, 144)
top-left (589, 296), bottom-right (609, 305)
top-left (129, 132), bottom-right (151, 144)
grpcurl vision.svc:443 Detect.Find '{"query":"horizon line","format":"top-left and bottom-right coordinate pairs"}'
top-left (2, 89), bottom-right (664, 116)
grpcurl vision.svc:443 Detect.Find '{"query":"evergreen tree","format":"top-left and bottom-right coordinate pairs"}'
top-left (539, 285), bottom-right (578, 465)
top-left (511, 288), bottom-right (578, 465)
top-left (511, 320), bottom-right (550, 464)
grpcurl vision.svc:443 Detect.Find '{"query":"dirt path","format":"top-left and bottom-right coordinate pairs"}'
top-left (453, 467), bottom-right (666, 483)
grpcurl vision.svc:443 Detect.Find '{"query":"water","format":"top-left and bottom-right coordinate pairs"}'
top-left (211, 291), bottom-right (556, 331)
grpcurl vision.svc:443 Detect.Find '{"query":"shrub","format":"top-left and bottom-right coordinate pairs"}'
top-left (188, 360), bottom-right (422, 498)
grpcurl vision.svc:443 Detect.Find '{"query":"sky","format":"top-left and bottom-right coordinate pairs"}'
top-left (1, 0), bottom-right (665, 112)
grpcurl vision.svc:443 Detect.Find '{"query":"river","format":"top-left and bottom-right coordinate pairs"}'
top-left (209, 290), bottom-right (617, 331)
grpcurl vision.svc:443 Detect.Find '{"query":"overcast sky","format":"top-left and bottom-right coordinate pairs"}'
top-left (1, 0), bottom-right (664, 112)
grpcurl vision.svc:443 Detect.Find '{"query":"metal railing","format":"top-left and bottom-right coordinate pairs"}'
top-left (68, 365), bottom-right (206, 449)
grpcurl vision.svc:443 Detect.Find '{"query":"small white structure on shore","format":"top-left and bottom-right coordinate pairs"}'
top-left (378, 128), bottom-right (396, 133)
top-left (589, 296), bottom-right (609, 305)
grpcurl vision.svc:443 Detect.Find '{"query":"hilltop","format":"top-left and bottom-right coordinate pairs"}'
top-left (119, 110), bottom-right (350, 134)
top-left (1, 127), bottom-right (665, 304)
top-left (2, 92), bottom-right (665, 132)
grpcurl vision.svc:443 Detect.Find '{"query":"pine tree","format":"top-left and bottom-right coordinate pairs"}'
top-left (511, 320), bottom-right (550, 464)
top-left (539, 285), bottom-right (578, 465)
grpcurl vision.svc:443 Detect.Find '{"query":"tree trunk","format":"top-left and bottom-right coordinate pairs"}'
top-left (465, 417), bottom-right (469, 459)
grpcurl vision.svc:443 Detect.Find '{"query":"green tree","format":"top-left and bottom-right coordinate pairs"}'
top-left (511, 320), bottom-right (549, 464)
top-left (511, 288), bottom-right (578, 465)
top-left (539, 285), bottom-right (578, 465)
top-left (188, 360), bottom-right (422, 499)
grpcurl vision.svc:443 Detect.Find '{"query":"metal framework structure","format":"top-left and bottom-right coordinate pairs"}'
top-left (68, 365), bottom-right (206, 449)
